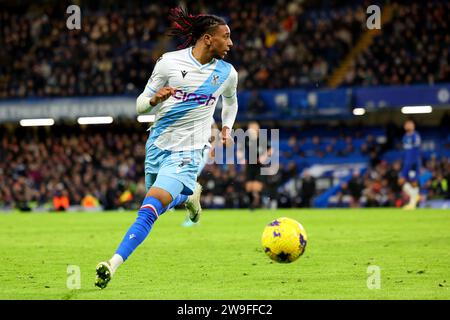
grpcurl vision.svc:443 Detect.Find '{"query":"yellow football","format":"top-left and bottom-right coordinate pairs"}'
top-left (261, 217), bottom-right (308, 263)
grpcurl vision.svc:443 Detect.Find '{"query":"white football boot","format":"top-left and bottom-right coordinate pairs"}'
top-left (185, 182), bottom-right (203, 223)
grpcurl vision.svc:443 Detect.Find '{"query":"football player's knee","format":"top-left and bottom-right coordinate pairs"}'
top-left (146, 188), bottom-right (172, 206)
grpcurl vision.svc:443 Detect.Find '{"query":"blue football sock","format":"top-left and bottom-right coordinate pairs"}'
top-left (164, 194), bottom-right (188, 212)
top-left (115, 197), bottom-right (164, 261)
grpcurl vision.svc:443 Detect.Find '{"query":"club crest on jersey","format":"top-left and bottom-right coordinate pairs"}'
top-left (211, 75), bottom-right (220, 86)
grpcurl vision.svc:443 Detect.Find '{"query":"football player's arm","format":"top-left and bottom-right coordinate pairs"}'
top-left (220, 68), bottom-right (238, 146)
top-left (136, 56), bottom-right (174, 114)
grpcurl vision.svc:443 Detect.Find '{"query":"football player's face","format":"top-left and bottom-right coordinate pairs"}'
top-left (207, 24), bottom-right (233, 59)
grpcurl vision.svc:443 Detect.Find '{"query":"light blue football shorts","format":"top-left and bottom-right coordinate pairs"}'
top-left (144, 140), bottom-right (206, 196)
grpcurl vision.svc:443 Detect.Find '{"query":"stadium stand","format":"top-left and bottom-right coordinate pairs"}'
top-left (2, 0), bottom-right (449, 98)
top-left (341, 1), bottom-right (450, 87)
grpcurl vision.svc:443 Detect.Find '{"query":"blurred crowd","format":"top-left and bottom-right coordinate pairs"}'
top-left (198, 159), bottom-right (303, 209)
top-left (0, 1), bottom-right (168, 98)
top-left (1, 121), bottom-right (449, 211)
top-left (342, 1), bottom-right (450, 87)
top-left (1, 0), bottom-right (448, 99)
top-left (221, 0), bottom-right (365, 90)
top-left (0, 124), bottom-right (296, 211)
top-left (0, 125), bottom-right (147, 211)
top-left (333, 157), bottom-right (450, 208)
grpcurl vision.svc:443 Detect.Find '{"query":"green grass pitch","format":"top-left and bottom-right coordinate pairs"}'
top-left (0, 208), bottom-right (449, 300)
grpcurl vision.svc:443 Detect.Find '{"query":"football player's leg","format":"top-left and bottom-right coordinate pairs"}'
top-left (155, 175), bottom-right (188, 212)
top-left (185, 182), bottom-right (203, 223)
top-left (184, 150), bottom-right (204, 222)
top-left (402, 172), bottom-right (420, 210)
top-left (112, 147), bottom-right (203, 264)
top-left (183, 148), bottom-right (208, 226)
top-left (410, 161), bottom-right (421, 206)
top-left (400, 163), bottom-right (410, 185)
top-left (140, 142), bottom-right (188, 217)
top-left (145, 172), bottom-right (157, 191)
top-left (95, 186), bottom-right (167, 289)
top-left (147, 171), bottom-right (188, 212)
top-left (95, 176), bottom-right (185, 289)
top-left (114, 175), bottom-right (183, 263)
top-left (159, 148), bottom-right (203, 223)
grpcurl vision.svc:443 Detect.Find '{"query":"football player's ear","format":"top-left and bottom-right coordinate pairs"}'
top-left (204, 34), bottom-right (212, 46)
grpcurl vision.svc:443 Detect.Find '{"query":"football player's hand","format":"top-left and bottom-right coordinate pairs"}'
top-left (150, 87), bottom-right (176, 106)
top-left (220, 126), bottom-right (233, 147)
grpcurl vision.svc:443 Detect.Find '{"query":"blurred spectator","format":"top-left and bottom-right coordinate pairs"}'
top-left (385, 161), bottom-right (402, 196)
top-left (347, 171), bottom-right (364, 207)
top-left (298, 171), bottom-right (316, 207)
top-left (242, 121), bottom-right (264, 210)
top-left (82, 193), bottom-right (100, 210)
top-left (53, 191), bottom-right (70, 211)
top-left (428, 173), bottom-right (449, 199)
